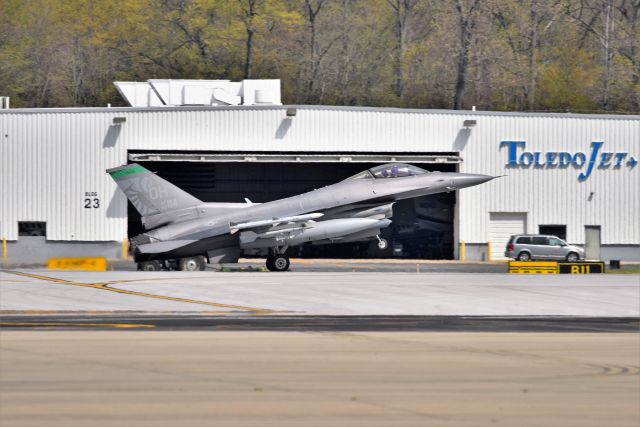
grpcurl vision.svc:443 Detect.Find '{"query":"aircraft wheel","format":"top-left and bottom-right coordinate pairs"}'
top-left (267, 255), bottom-right (290, 272)
top-left (138, 260), bottom-right (162, 271)
top-left (377, 238), bottom-right (388, 250)
top-left (265, 256), bottom-right (274, 271)
top-left (179, 256), bottom-right (205, 271)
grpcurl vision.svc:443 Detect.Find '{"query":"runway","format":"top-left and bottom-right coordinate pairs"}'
top-left (1, 330), bottom-right (638, 427)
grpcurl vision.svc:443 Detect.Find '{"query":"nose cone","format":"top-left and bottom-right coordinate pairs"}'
top-left (452, 173), bottom-right (496, 189)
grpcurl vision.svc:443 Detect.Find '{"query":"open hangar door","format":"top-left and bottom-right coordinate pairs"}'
top-left (127, 152), bottom-right (461, 259)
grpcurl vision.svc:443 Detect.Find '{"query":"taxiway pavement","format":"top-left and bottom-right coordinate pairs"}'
top-left (1, 270), bottom-right (638, 317)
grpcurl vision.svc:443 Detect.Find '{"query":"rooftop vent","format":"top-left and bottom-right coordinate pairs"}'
top-left (114, 79), bottom-right (281, 108)
top-left (0, 97), bottom-right (9, 109)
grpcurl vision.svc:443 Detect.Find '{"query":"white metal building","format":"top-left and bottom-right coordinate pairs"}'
top-left (1, 80), bottom-right (639, 261)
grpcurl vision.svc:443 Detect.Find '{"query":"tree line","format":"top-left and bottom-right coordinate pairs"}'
top-left (0, 0), bottom-right (638, 112)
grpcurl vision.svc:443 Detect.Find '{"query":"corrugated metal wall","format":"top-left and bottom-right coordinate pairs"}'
top-left (1, 106), bottom-right (638, 245)
top-left (459, 114), bottom-right (639, 245)
top-left (1, 111), bottom-right (129, 241)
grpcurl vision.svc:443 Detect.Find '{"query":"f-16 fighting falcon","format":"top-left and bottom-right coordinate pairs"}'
top-left (107, 163), bottom-right (496, 271)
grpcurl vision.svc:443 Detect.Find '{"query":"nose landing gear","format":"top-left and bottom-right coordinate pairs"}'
top-left (376, 235), bottom-right (388, 250)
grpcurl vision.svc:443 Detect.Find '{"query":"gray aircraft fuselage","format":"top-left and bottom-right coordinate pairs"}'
top-left (126, 169), bottom-right (494, 261)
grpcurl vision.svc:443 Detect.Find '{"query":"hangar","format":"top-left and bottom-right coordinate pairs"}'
top-left (1, 79), bottom-right (638, 262)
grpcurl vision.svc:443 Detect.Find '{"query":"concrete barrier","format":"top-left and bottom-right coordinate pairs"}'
top-left (47, 257), bottom-right (108, 271)
top-left (508, 261), bottom-right (559, 274)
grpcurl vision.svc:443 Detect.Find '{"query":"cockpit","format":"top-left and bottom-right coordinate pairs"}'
top-left (345, 163), bottom-right (429, 180)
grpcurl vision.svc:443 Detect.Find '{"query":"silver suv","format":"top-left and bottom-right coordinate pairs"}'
top-left (505, 235), bottom-right (585, 262)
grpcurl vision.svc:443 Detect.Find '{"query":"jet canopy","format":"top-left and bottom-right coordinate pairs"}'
top-left (345, 163), bottom-right (428, 180)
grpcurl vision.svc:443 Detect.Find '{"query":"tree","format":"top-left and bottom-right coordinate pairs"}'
top-left (386, 0), bottom-right (420, 99)
top-left (239, 0), bottom-right (259, 78)
top-left (568, 0), bottom-right (640, 111)
top-left (490, 0), bottom-right (562, 110)
top-left (616, 0), bottom-right (640, 111)
top-left (569, 0), bottom-right (618, 110)
top-left (452, 0), bottom-right (481, 110)
top-left (302, 0), bottom-right (327, 102)
top-left (0, 0), bottom-right (637, 112)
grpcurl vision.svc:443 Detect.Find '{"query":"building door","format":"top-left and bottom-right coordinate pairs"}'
top-left (489, 213), bottom-right (527, 260)
top-left (585, 226), bottom-right (601, 260)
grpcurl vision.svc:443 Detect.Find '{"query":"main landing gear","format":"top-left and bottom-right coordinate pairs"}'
top-left (137, 255), bottom-right (207, 271)
top-left (266, 246), bottom-right (290, 272)
top-left (178, 256), bottom-right (207, 271)
top-left (137, 260), bottom-right (162, 271)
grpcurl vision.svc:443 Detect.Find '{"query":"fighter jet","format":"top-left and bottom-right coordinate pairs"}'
top-left (107, 163), bottom-right (496, 271)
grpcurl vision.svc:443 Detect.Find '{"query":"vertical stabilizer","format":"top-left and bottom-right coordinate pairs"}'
top-left (107, 163), bottom-right (201, 217)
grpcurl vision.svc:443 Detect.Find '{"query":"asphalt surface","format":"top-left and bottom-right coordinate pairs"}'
top-left (2, 331), bottom-right (638, 427)
top-left (1, 314), bottom-right (638, 332)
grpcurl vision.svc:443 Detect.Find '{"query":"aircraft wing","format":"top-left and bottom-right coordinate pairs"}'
top-left (319, 202), bottom-right (394, 221)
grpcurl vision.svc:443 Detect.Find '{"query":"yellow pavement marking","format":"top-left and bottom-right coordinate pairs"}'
top-left (0, 322), bottom-right (154, 329)
top-left (94, 282), bottom-right (274, 313)
top-left (2, 270), bottom-right (274, 314)
top-left (2, 271), bottom-right (80, 285)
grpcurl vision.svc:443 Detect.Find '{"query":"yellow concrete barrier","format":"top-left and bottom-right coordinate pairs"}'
top-left (47, 257), bottom-right (108, 271)
top-left (2, 237), bottom-right (6, 260)
top-left (460, 241), bottom-right (466, 261)
top-left (509, 261), bottom-right (559, 274)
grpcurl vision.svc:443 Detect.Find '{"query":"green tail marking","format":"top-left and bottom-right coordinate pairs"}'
top-left (109, 164), bottom-right (148, 180)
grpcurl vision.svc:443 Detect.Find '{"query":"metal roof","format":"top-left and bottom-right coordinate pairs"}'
top-left (128, 152), bottom-right (463, 164)
top-left (1, 104), bottom-right (638, 120)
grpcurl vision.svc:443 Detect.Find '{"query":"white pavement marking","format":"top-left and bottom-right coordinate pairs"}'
top-left (1, 270), bottom-right (638, 316)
